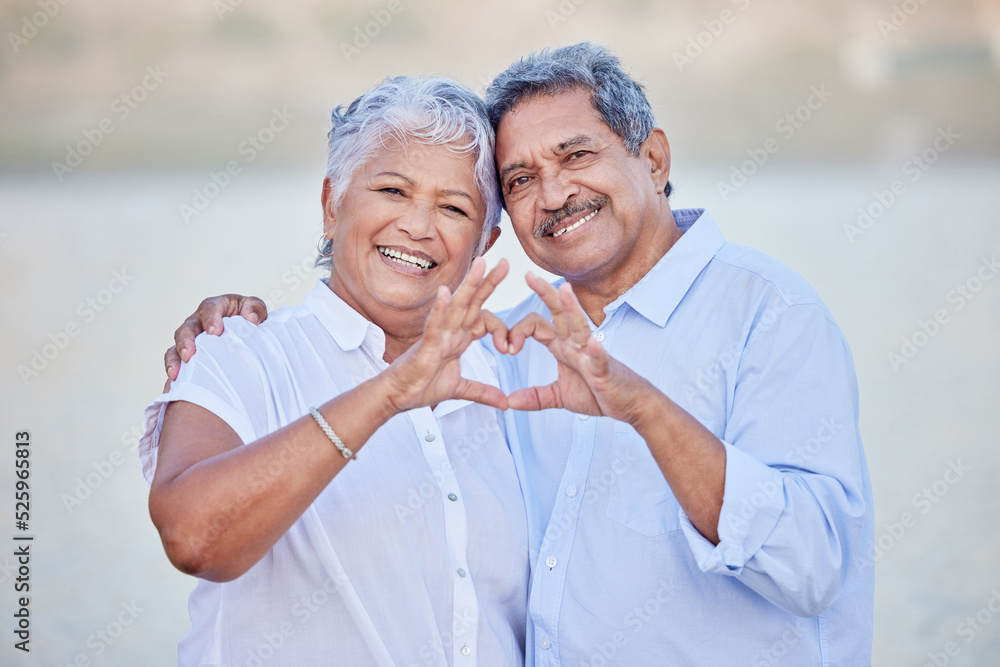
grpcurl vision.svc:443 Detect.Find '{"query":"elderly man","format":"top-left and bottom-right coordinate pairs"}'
top-left (169, 43), bottom-right (873, 666)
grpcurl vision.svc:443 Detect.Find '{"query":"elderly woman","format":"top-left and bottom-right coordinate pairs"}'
top-left (140, 77), bottom-right (528, 666)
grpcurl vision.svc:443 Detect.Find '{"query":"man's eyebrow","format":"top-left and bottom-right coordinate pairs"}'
top-left (555, 135), bottom-right (596, 153)
top-left (500, 161), bottom-right (527, 178)
top-left (499, 135), bottom-right (598, 180)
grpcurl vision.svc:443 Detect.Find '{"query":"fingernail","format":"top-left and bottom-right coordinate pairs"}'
top-left (207, 325), bottom-right (217, 335)
top-left (248, 313), bottom-right (259, 324)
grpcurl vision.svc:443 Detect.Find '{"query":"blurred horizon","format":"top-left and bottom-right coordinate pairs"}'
top-left (2, 0), bottom-right (999, 175)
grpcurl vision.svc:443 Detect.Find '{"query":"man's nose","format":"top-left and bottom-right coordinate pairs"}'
top-left (538, 171), bottom-right (579, 213)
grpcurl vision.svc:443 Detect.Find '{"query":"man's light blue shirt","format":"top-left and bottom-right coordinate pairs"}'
top-left (488, 209), bottom-right (874, 666)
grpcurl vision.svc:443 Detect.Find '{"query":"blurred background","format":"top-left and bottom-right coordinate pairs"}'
top-left (1, 0), bottom-right (998, 664)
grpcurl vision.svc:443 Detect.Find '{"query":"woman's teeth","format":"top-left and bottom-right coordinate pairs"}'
top-left (552, 208), bottom-right (599, 237)
top-left (379, 247), bottom-right (434, 270)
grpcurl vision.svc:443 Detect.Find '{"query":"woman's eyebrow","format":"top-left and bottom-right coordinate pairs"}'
top-left (440, 189), bottom-right (474, 203)
top-left (372, 171), bottom-right (417, 185)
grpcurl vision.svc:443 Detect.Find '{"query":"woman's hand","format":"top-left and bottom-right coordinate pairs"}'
top-left (383, 257), bottom-right (510, 413)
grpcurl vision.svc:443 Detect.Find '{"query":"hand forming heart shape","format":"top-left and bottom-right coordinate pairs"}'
top-left (389, 260), bottom-right (652, 423)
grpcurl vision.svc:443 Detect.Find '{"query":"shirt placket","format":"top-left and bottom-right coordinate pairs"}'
top-left (529, 310), bottom-right (622, 667)
top-left (407, 408), bottom-right (479, 666)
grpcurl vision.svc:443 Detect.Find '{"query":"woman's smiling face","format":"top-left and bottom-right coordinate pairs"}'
top-left (323, 137), bottom-right (492, 327)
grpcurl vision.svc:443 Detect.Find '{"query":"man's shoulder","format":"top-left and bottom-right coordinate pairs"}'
top-left (709, 241), bottom-right (826, 310)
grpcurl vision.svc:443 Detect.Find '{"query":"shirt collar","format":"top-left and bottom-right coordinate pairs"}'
top-left (303, 279), bottom-right (385, 355)
top-left (302, 279), bottom-right (497, 419)
top-left (605, 208), bottom-right (726, 327)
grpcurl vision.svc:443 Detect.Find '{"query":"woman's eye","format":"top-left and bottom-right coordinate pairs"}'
top-left (445, 205), bottom-right (469, 217)
top-left (379, 187), bottom-right (403, 196)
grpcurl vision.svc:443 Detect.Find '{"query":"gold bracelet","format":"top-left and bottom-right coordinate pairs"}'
top-left (308, 407), bottom-right (355, 460)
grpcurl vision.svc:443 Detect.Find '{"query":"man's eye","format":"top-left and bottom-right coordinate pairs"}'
top-left (508, 176), bottom-right (530, 191)
top-left (568, 150), bottom-right (589, 160)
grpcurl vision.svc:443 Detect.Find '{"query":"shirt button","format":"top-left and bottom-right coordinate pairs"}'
top-left (541, 637), bottom-right (551, 650)
top-left (447, 493), bottom-right (458, 501)
top-left (565, 485), bottom-right (577, 498)
top-left (578, 414), bottom-right (589, 421)
top-left (592, 330), bottom-right (605, 342)
top-left (545, 556), bottom-right (557, 568)
top-left (425, 433), bottom-right (435, 442)
top-left (460, 645), bottom-right (471, 656)
top-left (457, 568), bottom-right (467, 577)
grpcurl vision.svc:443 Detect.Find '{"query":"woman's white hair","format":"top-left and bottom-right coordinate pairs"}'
top-left (316, 76), bottom-right (502, 269)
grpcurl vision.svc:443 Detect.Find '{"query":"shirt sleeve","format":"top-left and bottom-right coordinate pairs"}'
top-left (679, 299), bottom-right (869, 618)
top-left (138, 323), bottom-right (270, 484)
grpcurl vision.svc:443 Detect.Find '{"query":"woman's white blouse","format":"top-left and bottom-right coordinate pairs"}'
top-left (140, 280), bottom-right (529, 667)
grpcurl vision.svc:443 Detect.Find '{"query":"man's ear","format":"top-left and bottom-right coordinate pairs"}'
top-left (642, 128), bottom-right (671, 195)
top-left (321, 177), bottom-right (336, 239)
top-left (480, 225), bottom-right (502, 255)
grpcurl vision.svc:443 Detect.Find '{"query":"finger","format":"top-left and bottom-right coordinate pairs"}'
top-left (558, 283), bottom-right (594, 345)
top-left (585, 336), bottom-right (609, 372)
top-left (507, 312), bottom-right (556, 354)
top-left (507, 383), bottom-right (561, 411)
top-left (164, 346), bottom-right (182, 381)
top-left (526, 272), bottom-right (570, 338)
top-left (462, 259), bottom-right (509, 330)
top-left (199, 296), bottom-right (232, 337)
top-left (238, 297), bottom-right (268, 325)
top-left (173, 314), bottom-right (206, 364)
top-left (444, 257), bottom-right (486, 330)
top-left (421, 286), bottom-right (452, 348)
top-left (480, 311), bottom-right (509, 353)
top-left (454, 379), bottom-right (509, 411)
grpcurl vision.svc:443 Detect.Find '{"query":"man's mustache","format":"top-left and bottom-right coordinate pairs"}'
top-left (533, 196), bottom-right (610, 238)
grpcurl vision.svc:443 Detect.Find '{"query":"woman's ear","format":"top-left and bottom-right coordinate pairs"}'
top-left (321, 177), bottom-right (336, 239)
top-left (480, 225), bottom-right (502, 255)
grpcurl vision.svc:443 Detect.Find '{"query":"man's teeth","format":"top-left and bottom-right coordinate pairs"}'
top-left (551, 208), bottom-right (599, 237)
top-left (379, 247), bottom-right (434, 270)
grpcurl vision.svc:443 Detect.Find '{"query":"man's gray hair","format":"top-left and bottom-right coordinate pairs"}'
top-left (485, 42), bottom-right (671, 197)
top-left (317, 76), bottom-right (502, 269)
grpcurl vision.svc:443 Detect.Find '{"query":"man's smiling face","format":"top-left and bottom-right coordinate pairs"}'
top-left (495, 87), bottom-right (670, 288)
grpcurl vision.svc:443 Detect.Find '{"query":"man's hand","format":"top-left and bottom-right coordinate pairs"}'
top-left (164, 294), bottom-right (268, 381)
top-left (384, 257), bottom-right (511, 413)
top-left (508, 272), bottom-right (727, 544)
top-left (507, 273), bottom-right (653, 424)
